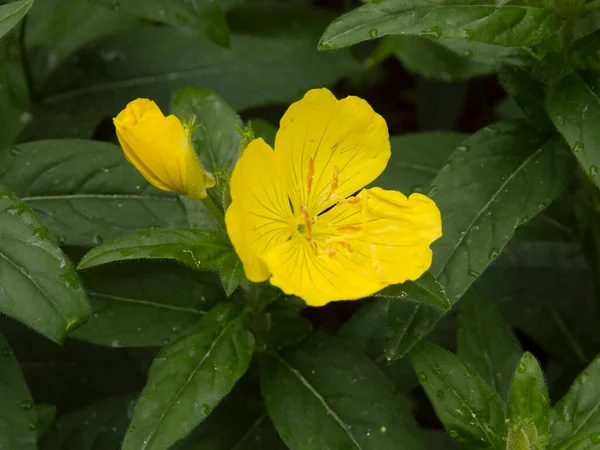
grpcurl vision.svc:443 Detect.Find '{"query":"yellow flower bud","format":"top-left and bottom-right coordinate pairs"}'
top-left (113, 98), bottom-right (216, 199)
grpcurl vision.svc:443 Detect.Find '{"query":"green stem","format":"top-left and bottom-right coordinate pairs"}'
top-left (201, 194), bottom-right (226, 230)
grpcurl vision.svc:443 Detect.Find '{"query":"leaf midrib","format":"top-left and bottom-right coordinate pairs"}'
top-left (0, 0), bottom-right (31, 24)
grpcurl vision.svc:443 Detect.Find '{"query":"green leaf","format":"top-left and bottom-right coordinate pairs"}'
top-left (123, 303), bottom-right (254, 450)
top-left (379, 271), bottom-right (451, 311)
top-left (458, 289), bottom-right (523, 401)
top-left (77, 229), bottom-right (237, 275)
top-left (550, 355), bottom-right (600, 445)
top-left (0, 186), bottom-right (90, 342)
top-left (547, 71), bottom-right (600, 185)
top-left (410, 341), bottom-right (507, 449)
top-left (26, 0), bottom-right (141, 82)
top-left (499, 65), bottom-right (554, 131)
top-left (0, 140), bottom-right (199, 247)
top-left (506, 353), bottom-right (549, 450)
top-left (386, 121), bottom-right (575, 359)
top-left (319, 0), bottom-right (561, 50)
top-left (219, 254), bottom-right (244, 297)
top-left (261, 333), bottom-right (425, 450)
top-left (72, 262), bottom-right (225, 347)
top-left (0, 0), bottom-right (34, 40)
top-left (170, 88), bottom-right (243, 171)
top-left (0, 332), bottom-right (37, 449)
top-left (171, 376), bottom-right (286, 450)
top-left (35, 404), bottom-right (56, 440)
top-left (26, 28), bottom-right (359, 140)
top-left (385, 36), bottom-right (497, 81)
top-left (417, 79), bottom-right (467, 131)
top-left (552, 433), bottom-right (600, 450)
top-left (375, 132), bottom-right (467, 194)
top-left (89, 0), bottom-right (235, 46)
top-left (40, 394), bottom-right (137, 450)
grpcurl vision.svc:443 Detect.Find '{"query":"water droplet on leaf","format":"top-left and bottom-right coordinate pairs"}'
top-left (418, 372), bottom-right (427, 381)
top-left (573, 141), bottom-right (585, 152)
top-left (517, 362), bottom-right (527, 373)
top-left (368, 29), bottom-right (379, 38)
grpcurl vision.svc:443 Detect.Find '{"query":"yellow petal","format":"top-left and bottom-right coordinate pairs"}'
top-left (113, 98), bottom-right (212, 199)
top-left (274, 88), bottom-right (390, 218)
top-left (225, 138), bottom-right (296, 282)
top-left (263, 187), bottom-right (442, 306)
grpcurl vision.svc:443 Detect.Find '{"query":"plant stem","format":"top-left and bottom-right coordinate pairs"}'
top-left (201, 194), bottom-right (226, 230)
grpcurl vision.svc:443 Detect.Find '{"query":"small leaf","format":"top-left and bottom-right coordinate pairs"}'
top-left (123, 303), bottom-right (254, 450)
top-left (550, 354), bottom-right (600, 445)
top-left (0, 0), bottom-right (34, 40)
top-left (319, 0), bottom-right (561, 50)
top-left (410, 341), bottom-right (507, 449)
top-left (506, 353), bottom-right (549, 450)
top-left (219, 254), bottom-right (244, 297)
top-left (261, 333), bottom-right (426, 450)
top-left (0, 332), bottom-right (37, 449)
top-left (77, 229), bottom-right (237, 273)
top-left (386, 122), bottom-right (575, 358)
top-left (379, 271), bottom-right (451, 311)
top-left (170, 88), bottom-right (243, 171)
top-left (458, 289), bottom-right (523, 401)
top-left (0, 186), bottom-right (90, 342)
top-left (35, 404), bottom-right (56, 440)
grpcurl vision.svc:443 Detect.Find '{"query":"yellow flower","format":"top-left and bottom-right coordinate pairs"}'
top-left (225, 88), bottom-right (442, 306)
top-left (113, 98), bottom-right (215, 199)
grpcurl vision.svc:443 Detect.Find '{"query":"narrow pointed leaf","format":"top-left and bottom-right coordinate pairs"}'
top-left (385, 122), bottom-right (574, 359)
top-left (379, 271), bottom-right (450, 311)
top-left (319, 0), bottom-right (561, 50)
top-left (550, 355), bottom-right (600, 445)
top-left (261, 333), bottom-right (425, 450)
top-left (458, 289), bottom-right (523, 401)
top-left (506, 353), bottom-right (549, 450)
top-left (0, 186), bottom-right (90, 342)
top-left (123, 303), bottom-right (254, 450)
top-left (0, 140), bottom-right (198, 247)
top-left (410, 341), bottom-right (507, 449)
top-left (0, 333), bottom-right (37, 449)
top-left (77, 229), bottom-right (237, 273)
top-left (0, 0), bottom-right (34, 39)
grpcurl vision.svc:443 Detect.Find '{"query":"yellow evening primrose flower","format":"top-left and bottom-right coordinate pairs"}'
top-left (225, 88), bottom-right (442, 306)
top-left (113, 98), bottom-right (215, 199)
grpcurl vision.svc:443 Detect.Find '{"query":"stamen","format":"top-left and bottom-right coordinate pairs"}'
top-left (306, 157), bottom-right (315, 195)
top-left (337, 225), bottom-right (362, 233)
top-left (325, 166), bottom-right (339, 200)
top-left (306, 236), bottom-right (318, 255)
top-left (339, 241), bottom-right (354, 253)
top-left (301, 204), bottom-right (312, 235)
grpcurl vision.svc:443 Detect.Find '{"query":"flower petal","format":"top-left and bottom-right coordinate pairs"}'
top-left (226, 138), bottom-right (296, 282)
top-left (263, 187), bottom-right (442, 306)
top-left (274, 88), bottom-right (390, 217)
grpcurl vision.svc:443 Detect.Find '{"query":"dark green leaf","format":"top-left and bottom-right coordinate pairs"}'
top-left (77, 229), bottom-right (237, 276)
top-left (506, 353), bottom-right (549, 450)
top-left (379, 271), bottom-right (451, 311)
top-left (219, 253), bottom-right (244, 297)
top-left (89, 0), bottom-right (235, 46)
top-left (0, 186), bottom-right (90, 342)
top-left (26, 28), bottom-right (359, 140)
top-left (250, 119), bottom-right (277, 148)
top-left (40, 393), bottom-right (137, 450)
top-left (499, 65), bottom-right (554, 131)
top-left (261, 333), bottom-right (425, 450)
top-left (458, 289), bottom-right (523, 401)
top-left (551, 355), bottom-right (600, 445)
top-left (0, 140), bottom-right (200, 247)
top-left (319, 0), bottom-right (561, 50)
top-left (0, 0), bottom-right (34, 39)
top-left (410, 341), bottom-right (507, 449)
top-left (375, 132), bottom-right (467, 194)
top-left (172, 376), bottom-right (286, 450)
top-left (553, 433), bottom-right (600, 450)
top-left (170, 88), bottom-right (243, 171)
top-left (72, 262), bottom-right (224, 347)
top-left (35, 404), bottom-right (56, 440)
top-left (547, 71), bottom-right (600, 186)
top-left (123, 303), bottom-right (254, 450)
top-left (26, 0), bottom-right (141, 83)
top-left (0, 332), bottom-right (36, 449)
top-left (387, 122), bottom-right (575, 359)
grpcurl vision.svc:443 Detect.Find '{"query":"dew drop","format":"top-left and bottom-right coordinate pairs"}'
top-left (590, 434), bottom-right (600, 444)
top-left (468, 269), bottom-right (480, 277)
top-left (573, 141), bottom-right (585, 152)
top-left (368, 29), bottom-right (379, 38)
top-left (9, 147), bottom-right (20, 156)
top-left (418, 372), bottom-right (428, 381)
top-left (488, 248), bottom-right (500, 259)
top-left (462, 50), bottom-right (473, 59)
top-left (201, 404), bottom-right (211, 416)
top-left (28, 422), bottom-right (37, 431)
top-left (591, 165), bottom-right (599, 177)
top-left (21, 401), bottom-right (32, 411)
top-left (457, 145), bottom-right (470, 152)
top-left (437, 390), bottom-right (445, 399)
top-left (1, 348), bottom-right (12, 357)
top-left (517, 362), bottom-right (527, 373)
top-left (92, 234), bottom-right (104, 245)
top-left (449, 429), bottom-right (459, 438)
top-left (419, 26), bottom-right (442, 40)
top-left (463, 29), bottom-right (474, 39)
top-left (128, 425), bottom-right (136, 432)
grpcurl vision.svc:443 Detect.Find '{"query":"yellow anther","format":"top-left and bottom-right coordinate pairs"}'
top-left (325, 166), bottom-right (339, 200)
top-left (307, 157), bottom-right (315, 195)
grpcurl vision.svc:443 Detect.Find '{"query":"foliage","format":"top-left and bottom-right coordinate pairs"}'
top-left (1, 0), bottom-right (600, 449)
